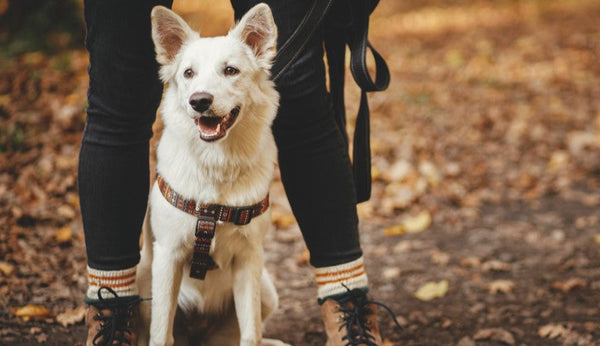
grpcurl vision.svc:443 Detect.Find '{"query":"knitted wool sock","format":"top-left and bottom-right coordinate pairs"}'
top-left (85, 265), bottom-right (138, 302)
top-left (315, 257), bottom-right (369, 304)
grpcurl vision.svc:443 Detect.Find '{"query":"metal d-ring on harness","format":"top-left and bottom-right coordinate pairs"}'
top-left (271, 0), bottom-right (390, 203)
top-left (156, 174), bottom-right (270, 280)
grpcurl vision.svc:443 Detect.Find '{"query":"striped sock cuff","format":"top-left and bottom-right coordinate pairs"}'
top-left (86, 265), bottom-right (138, 300)
top-left (315, 257), bottom-right (369, 301)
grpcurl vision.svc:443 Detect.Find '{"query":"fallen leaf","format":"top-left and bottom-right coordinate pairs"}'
top-left (35, 333), bottom-right (49, 343)
top-left (66, 193), bottom-right (80, 210)
top-left (384, 211), bottom-right (432, 237)
top-left (547, 150), bottom-right (570, 172)
top-left (473, 328), bottom-right (515, 345)
top-left (0, 261), bottom-right (15, 276)
top-left (539, 323), bottom-right (569, 339)
top-left (384, 224), bottom-right (405, 237)
top-left (419, 160), bottom-right (441, 187)
top-left (28, 327), bottom-right (43, 337)
top-left (13, 305), bottom-right (54, 321)
top-left (371, 166), bottom-right (382, 181)
top-left (551, 278), bottom-right (586, 293)
top-left (271, 211), bottom-right (296, 229)
top-left (55, 227), bottom-right (73, 244)
top-left (414, 279), bottom-right (448, 301)
top-left (56, 305), bottom-right (86, 327)
top-left (459, 257), bottom-right (481, 268)
top-left (456, 336), bottom-right (476, 346)
top-left (356, 202), bottom-right (374, 218)
top-left (382, 267), bottom-right (401, 280)
top-left (404, 211), bottom-right (432, 233)
top-left (486, 280), bottom-right (515, 294)
top-left (385, 160), bottom-right (416, 182)
top-left (430, 250), bottom-right (450, 265)
top-left (296, 248), bottom-right (310, 266)
top-left (481, 260), bottom-right (511, 272)
top-left (57, 204), bottom-right (76, 219)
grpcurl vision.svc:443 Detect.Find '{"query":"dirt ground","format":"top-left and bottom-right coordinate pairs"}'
top-left (1, 0), bottom-right (600, 345)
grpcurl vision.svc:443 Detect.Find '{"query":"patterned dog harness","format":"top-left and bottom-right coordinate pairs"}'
top-left (156, 174), bottom-right (269, 280)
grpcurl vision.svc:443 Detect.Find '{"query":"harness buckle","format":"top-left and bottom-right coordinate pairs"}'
top-left (195, 216), bottom-right (217, 237)
top-left (234, 207), bottom-right (254, 225)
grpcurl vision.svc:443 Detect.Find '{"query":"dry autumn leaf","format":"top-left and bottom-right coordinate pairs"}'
top-left (13, 305), bottom-right (54, 321)
top-left (430, 249), bottom-right (450, 265)
top-left (473, 328), bottom-right (515, 345)
top-left (551, 278), bottom-right (586, 293)
top-left (384, 211), bottom-right (432, 237)
top-left (459, 257), bottom-right (481, 268)
top-left (538, 323), bottom-right (569, 339)
top-left (486, 279), bottom-right (515, 294)
top-left (56, 305), bottom-right (86, 327)
top-left (296, 248), bottom-right (310, 266)
top-left (382, 267), bottom-right (401, 280)
top-left (271, 211), bottom-right (296, 229)
top-left (0, 261), bottom-right (15, 276)
top-left (481, 260), bottom-right (511, 272)
top-left (383, 224), bottom-right (406, 237)
top-left (547, 150), bottom-right (569, 172)
top-left (404, 211), bottom-right (432, 233)
top-left (55, 226), bottom-right (73, 244)
top-left (414, 279), bottom-right (448, 301)
top-left (56, 204), bottom-right (76, 219)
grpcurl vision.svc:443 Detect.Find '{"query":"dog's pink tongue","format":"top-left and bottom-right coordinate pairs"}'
top-left (198, 117), bottom-right (220, 133)
top-left (195, 117), bottom-right (225, 141)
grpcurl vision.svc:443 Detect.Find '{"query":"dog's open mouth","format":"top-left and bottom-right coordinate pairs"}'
top-left (194, 106), bottom-right (240, 142)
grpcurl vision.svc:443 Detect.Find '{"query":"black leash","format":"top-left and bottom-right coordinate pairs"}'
top-left (271, 0), bottom-right (390, 203)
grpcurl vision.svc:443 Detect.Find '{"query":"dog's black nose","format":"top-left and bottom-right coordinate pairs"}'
top-left (189, 92), bottom-right (213, 112)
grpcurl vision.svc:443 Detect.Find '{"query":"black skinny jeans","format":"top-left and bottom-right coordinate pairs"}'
top-left (79, 0), bottom-right (362, 271)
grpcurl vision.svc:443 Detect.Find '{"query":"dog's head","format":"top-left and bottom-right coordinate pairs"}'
top-left (151, 4), bottom-right (278, 143)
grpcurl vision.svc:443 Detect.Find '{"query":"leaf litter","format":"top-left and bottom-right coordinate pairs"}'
top-left (2, 0), bottom-right (600, 344)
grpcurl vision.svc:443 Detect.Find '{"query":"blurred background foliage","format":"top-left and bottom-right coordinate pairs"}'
top-left (0, 0), bottom-right (84, 58)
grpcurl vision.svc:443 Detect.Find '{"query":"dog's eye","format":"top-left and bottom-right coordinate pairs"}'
top-left (184, 68), bottom-right (194, 79)
top-left (224, 66), bottom-right (239, 76)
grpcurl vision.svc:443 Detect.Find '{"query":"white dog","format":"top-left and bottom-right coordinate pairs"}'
top-left (137, 4), bottom-right (286, 345)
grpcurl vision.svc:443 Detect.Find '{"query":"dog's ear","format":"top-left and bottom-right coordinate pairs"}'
top-left (151, 6), bottom-right (195, 66)
top-left (231, 3), bottom-right (277, 68)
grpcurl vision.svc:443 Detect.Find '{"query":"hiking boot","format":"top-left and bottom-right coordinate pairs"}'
top-left (320, 288), bottom-right (400, 346)
top-left (85, 287), bottom-right (141, 346)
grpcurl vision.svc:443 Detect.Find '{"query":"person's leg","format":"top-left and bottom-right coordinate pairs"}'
top-left (231, 1), bottom-right (397, 344)
top-left (79, 0), bottom-right (171, 343)
top-left (232, 0), bottom-right (366, 301)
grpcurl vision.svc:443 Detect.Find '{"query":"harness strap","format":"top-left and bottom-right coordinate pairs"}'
top-left (156, 174), bottom-right (269, 279)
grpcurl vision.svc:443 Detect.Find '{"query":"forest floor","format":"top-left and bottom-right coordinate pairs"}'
top-left (1, 0), bottom-right (600, 345)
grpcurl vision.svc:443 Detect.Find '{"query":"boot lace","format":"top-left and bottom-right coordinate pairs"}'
top-left (337, 286), bottom-right (402, 346)
top-left (91, 286), bottom-right (141, 346)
